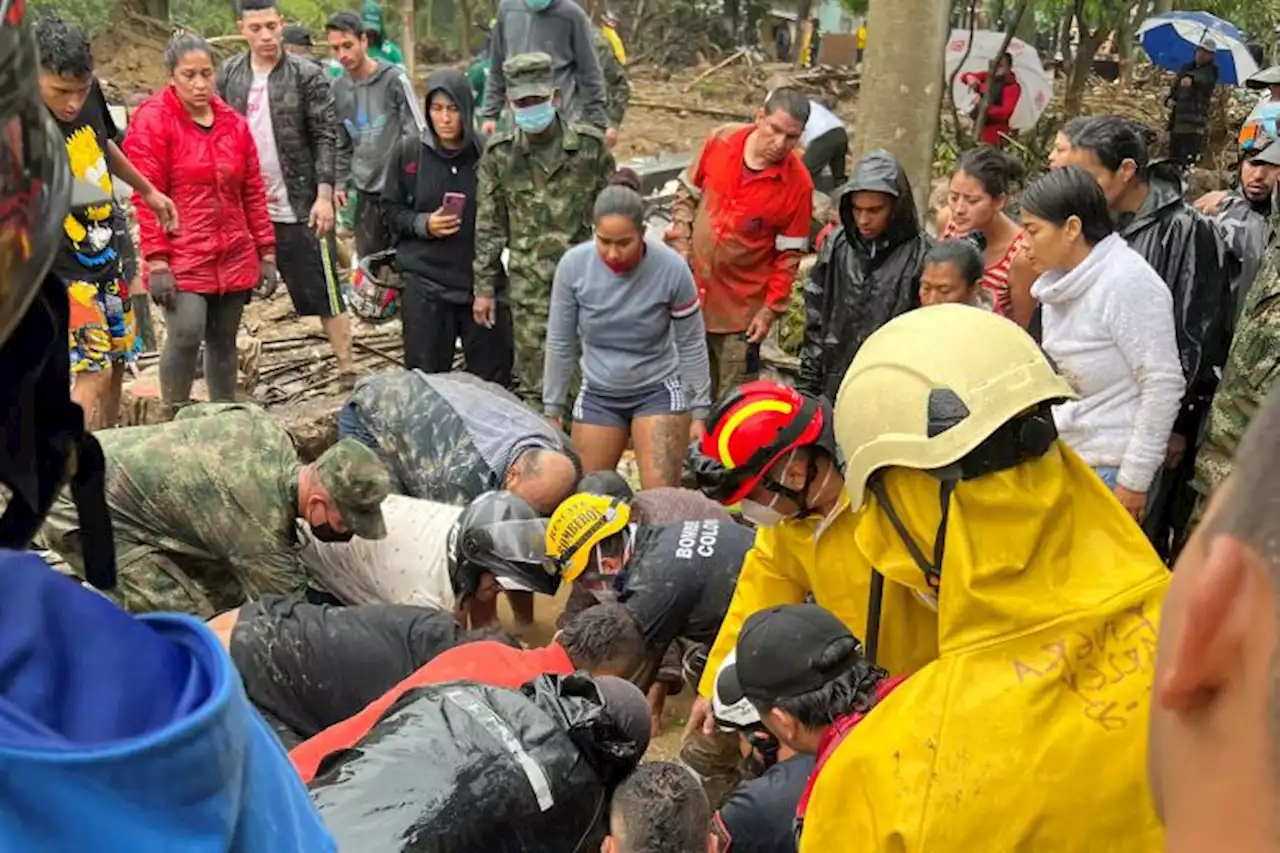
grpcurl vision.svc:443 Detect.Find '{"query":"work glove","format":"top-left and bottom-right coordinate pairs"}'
top-left (149, 267), bottom-right (177, 310)
top-left (255, 257), bottom-right (279, 300)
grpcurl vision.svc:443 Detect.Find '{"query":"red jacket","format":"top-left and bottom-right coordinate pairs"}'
top-left (125, 87), bottom-right (274, 295)
top-left (670, 124), bottom-right (813, 333)
top-left (289, 641), bottom-right (575, 782)
top-left (960, 70), bottom-right (1022, 147)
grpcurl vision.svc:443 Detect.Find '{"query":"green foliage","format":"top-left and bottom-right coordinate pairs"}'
top-left (838, 0), bottom-right (868, 16)
top-left (31, 0), bottom-right (112, 33)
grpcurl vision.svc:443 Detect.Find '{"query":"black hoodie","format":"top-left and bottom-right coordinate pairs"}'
top-left (382, 69), bottom-right (488, 304)
top-left (797, 150), bottom-right (932, 402)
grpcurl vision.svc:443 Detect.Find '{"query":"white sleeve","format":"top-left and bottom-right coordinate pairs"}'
top-left (1106, 272), bottom-right (1186, 492)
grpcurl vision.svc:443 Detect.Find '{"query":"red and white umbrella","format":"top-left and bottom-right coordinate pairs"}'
top-left (944, 30), bottom-right (1053, 131)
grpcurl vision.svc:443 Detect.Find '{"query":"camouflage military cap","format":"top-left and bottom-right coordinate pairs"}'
top-left (505, 52), bottom-right (554, 101)
top-left (315, 439), bottom-right (391, 540)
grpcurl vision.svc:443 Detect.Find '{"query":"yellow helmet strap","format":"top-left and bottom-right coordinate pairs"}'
top-left (868, 477), bottom-right (954, 594)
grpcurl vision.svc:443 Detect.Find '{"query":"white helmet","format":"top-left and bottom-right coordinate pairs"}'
top-left (712, 650), bottom-right (762, 730)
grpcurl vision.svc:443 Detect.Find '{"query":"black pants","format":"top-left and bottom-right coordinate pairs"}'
top-left (803, 127), bottom-right (849, 184)
top-left (401, 285), bottom-right (515, 387)
top-left (354, 190), bottom-right (392, 260)
top-left (1169, 132), bottom-right (1205, 166)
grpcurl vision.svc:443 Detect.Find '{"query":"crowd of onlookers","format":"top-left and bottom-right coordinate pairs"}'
top-left (30, 0), bottom-right (1280, 847)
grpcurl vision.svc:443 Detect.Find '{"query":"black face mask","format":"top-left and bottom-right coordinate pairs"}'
top-left (310, 523), bottom-right (355, 543)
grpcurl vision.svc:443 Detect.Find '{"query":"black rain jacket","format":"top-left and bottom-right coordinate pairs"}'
top-left (1119, 166), bottom-right (1234, 434)
top-left (797, 151), bottom-right (932, 402)
top-left (309, 673), bottom-right (643, 852)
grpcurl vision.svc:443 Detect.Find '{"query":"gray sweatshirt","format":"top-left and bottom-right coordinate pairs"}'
top-left (333, 60), bottom-right (425, 194)
top-left (544, 240), bottom-right (713, 419)
top-left (480, 0), bottom-right (607, 128)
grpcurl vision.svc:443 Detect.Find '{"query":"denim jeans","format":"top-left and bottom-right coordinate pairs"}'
top-left (337, 401), bottom-right (379, 450)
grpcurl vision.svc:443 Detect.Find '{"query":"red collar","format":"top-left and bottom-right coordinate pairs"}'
top-left (795, 675), bottom-right (909, 831)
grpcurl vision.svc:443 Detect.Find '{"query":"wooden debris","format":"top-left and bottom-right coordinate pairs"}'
top-left (684, 49), bottom-right (749, 92)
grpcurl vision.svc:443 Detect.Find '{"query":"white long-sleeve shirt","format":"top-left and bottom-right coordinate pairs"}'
top-left (1033, 233), bottom-right (1185, 492)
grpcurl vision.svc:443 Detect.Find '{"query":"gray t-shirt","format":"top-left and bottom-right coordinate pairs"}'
top-left (543, 239), bottom-right (713, 419)
top-left (424, 371), bottom-right (568, 479)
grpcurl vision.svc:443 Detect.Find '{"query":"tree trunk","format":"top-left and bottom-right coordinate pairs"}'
top-left (794, 0), bottom-right (814, 68)
top-left (854, 0), bottom-right (950, 216)
top-left (459, 0), bottom-right (474, 57)
top-left (401, 0), bottom-right (417, 81)
top-left (1065, 26), bottom-right (1104, 116)
top-left (1014, 3), bottom-right (1036, 45)
top-left (117, 0), bottom-right (170, 21)
top-left (1116, 0), bottom-right (1151, 88)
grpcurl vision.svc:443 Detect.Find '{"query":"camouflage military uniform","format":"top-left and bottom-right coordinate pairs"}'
top-left (39, 404), bottom-right (390, 617)
top-left (593, 29), bottom-right (630, 131)
top-left (341, 368), bottom-right (575, 502)
top-left (473, 52), bottom-right (616, 405)
top-left (1192, 245), bottom-right (1280, 518)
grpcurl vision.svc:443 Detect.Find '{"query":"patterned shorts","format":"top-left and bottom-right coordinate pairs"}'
top-left (68, 275), bottom-right (142, 373)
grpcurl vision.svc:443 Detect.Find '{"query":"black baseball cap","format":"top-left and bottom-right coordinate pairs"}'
top-left (718, 604), bottom-right (862, 704)
top-left (282, 24), bottom-right (313, 47)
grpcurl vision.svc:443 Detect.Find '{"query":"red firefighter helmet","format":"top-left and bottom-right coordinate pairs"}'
top-left (687, 381), bottom-right (835, 506)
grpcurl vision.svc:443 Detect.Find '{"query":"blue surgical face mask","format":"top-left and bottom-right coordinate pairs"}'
top-left (525, 0), bottom-right (552, 10)
top-left (513, 101), bottom-right (556, 134)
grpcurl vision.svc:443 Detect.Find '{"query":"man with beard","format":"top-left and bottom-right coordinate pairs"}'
top-left (1194, 127), bottom-right (1280, 327)
top-left (797, 149), bottom-right (932, 403)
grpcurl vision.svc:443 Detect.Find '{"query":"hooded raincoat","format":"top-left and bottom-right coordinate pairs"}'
top-left (698, 495), bottom-right (939, 701)
top-left (798, 446), bottom-right (1168, 852)
top-left (0, 552), bottom-right (332, 851)
top-left (798, 151), bottom-right (931, 402)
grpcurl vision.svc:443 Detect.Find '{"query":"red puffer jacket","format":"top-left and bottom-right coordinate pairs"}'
top-left (125, 87), bottom-right (274, 295)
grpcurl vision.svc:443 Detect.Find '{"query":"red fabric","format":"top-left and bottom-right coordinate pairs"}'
top-left (960, 70), bottom-right (1022, 147)
top-left (794, 674), bottom-right (908, 831)
top-left (686, 125), bottom-right (813, 333)
top-left (289, 641), bottom-right (575, 783)
top-left (124, 87), bottom-right (273, 296)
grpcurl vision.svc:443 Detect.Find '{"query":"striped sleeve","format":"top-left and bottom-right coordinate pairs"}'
top-left (668, 254), bottom-right (712, 417)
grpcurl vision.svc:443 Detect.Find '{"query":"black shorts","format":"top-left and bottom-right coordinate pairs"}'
top-left (274, 221), bottom-right (343, 317)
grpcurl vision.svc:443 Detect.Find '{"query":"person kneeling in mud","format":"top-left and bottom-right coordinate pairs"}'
top-left (290, 602), bottom-right (646, 779)
top-left (545, 492), bottom-right (755, 735)
top-left (209, 596), bottom-right (520, 748)
top-left (308, 673), bottom-right (651, 852)
top-left (294, 489), bottom-right (556, 629)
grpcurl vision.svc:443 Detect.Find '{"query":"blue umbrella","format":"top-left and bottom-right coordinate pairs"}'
top-left (1137, 11), bottom-right (1259, 85)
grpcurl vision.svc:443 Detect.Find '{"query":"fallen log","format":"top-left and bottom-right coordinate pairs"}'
top-left (683, 49), bottom-right (749, 92)
top-left (629, 99), bottom-right (752, 121)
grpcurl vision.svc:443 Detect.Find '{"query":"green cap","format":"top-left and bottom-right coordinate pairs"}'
top-left (361, 1), bottom-right (385, 33)
top-left (315, 439), bottom-right (391, 540)
top-left (504, 52), bottom-right (554, 101)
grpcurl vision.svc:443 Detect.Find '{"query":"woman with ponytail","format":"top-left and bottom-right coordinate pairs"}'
top-left (543, 169), bottom-right (712, 487)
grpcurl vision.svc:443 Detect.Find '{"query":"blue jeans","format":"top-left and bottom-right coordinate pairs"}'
top-left (1093, 466), bottom-right (1161, 511)
top-left (337, 401), bottom-right (379, 450)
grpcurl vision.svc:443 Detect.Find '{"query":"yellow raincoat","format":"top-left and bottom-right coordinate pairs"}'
top-left (602, 24), bottom-right (627, 65)
top-left (697, 494), bottom-right (938, 699)
top-left (800, 444), bottom-right (1167, 852)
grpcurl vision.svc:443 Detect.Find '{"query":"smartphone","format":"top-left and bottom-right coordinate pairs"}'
top-left (441, 192), bottom-right (467, 218)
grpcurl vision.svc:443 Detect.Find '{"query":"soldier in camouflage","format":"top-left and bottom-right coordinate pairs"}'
top-left (339, 368), bottom-right (579, 515)
top-left (1192, 238), bottom-right (1280, 520)
top-left (39, 403), bottom-right (390, 617)
top-left (473, 52), bottom-right (616, 407)
top-left (593, 27), bottom-right (630, 149)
